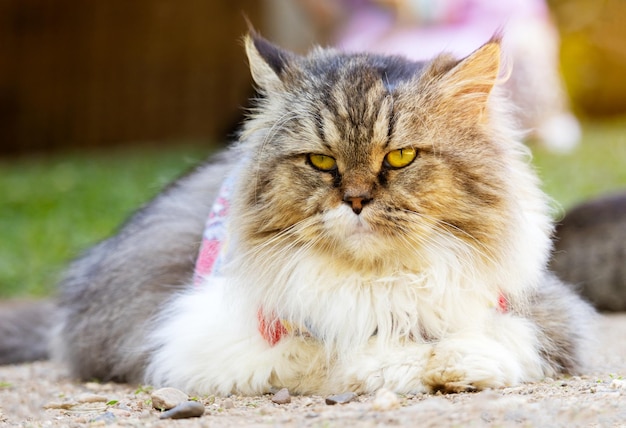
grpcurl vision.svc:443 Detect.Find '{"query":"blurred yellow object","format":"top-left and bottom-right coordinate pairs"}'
top-left (550, 0), bottom-right (626, 116)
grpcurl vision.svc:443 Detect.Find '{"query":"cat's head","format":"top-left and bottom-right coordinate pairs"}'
top-left (233, 33), bottom-right (552, 278)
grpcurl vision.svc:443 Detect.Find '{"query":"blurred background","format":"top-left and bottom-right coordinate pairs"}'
top-left (1, 0), bottom-right (625, 297)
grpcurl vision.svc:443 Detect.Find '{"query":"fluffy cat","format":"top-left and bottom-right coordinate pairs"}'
top-left (5, 33), bottom-right (594, 395)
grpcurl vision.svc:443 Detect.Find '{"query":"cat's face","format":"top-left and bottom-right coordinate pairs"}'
top-left (236, 35), bottom-right (514, 271)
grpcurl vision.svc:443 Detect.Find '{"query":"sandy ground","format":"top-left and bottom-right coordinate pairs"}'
top-left (0, 314), bottom-right (625, 427)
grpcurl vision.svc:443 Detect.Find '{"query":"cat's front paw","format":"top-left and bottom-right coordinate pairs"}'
top-left (338, 343), bottom-right (433, 394)
top-left (422, 338), bottom-right (522, 393)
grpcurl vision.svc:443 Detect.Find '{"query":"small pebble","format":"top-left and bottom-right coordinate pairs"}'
top-left (325, 392), bottom-right (357, 405)
top-left (271, 388), bottom-right (291, 404)
top-left (151, 387), bottom-right (189, 410)
top-left (222, 398), bottom-right (235, 409)
top-left (43, 401), bottom-right (78, 410)
top-left (108, 408), bottom-right (132, 417)
top-left (76, 393), bottom-right (108, 403)
top-left (66, 403), bottom-right (108, 414)
top-left (371, 388), bottom-right (401, 411)
top-left (159, 401), bottom-right (205, 419)
top-left (610, 379), bottom-right (626, 390)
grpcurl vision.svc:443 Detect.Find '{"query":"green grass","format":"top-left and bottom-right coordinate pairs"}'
top-left (532, 118), bottom-right (626, 214)
top-left (0, 144), bottom-right (213, 297)
top-left (1, 118), bottom-right (625, 298)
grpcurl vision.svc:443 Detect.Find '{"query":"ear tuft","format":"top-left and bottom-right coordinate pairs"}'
top-left (436, 37), bottom-right (502, 112)
top-left (244, 33), bottom-right (294, 90)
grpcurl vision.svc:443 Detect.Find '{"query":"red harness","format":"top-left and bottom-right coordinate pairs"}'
top-left (256, 294), bottom-right (509, 346)
top-left (257, 310), bottom-right (289, 346)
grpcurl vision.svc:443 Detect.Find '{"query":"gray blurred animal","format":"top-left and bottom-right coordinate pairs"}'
top-left (551, 192), bottom-right (626, 312)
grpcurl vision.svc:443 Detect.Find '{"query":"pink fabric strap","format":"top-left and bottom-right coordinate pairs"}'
top-left (193, 175), bottom-right (234, 284)
top-left (192, 173), bottom-right (293, 346)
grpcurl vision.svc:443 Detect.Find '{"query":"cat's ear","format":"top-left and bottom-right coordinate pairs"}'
top-left (244, 33), bottom-right (295, 91)
top-left (433, 35), bottom-right (502, 114)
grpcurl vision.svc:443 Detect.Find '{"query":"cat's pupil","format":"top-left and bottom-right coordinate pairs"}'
top-left (384, 148), bottom-right (417, 169)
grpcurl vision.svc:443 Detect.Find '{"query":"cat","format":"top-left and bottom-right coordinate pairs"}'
top-left (2, 33), bottom-right (594, 395)
top-left (551, 192), bottom-right (626, 312)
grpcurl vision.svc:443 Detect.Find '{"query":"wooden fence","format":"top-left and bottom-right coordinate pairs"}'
top-left (0, 0), bottom-right (260, 153)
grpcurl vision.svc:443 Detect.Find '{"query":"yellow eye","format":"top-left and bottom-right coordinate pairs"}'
top-left (385, 147), bottom-right (417, 169)
top-left (308, 154), bottom-right (337, 171)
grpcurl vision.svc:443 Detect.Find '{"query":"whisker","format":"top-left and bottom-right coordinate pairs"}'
top-left (397, 208), bottom-right (500, 268)
top-left (236, 216), bottom-right (323, 270)
top-left (374, 209), bottom-right (488, 285)
top-left (395, 228), bottom-right (469, 281)
top-left (251, 111), bottom-right (301, 204)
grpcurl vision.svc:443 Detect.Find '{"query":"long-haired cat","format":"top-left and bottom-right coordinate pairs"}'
top-left (2, 33), bottom-right (593, 395)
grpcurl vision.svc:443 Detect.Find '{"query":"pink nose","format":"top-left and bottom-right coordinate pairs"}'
top-left (343, 195), bottom-right (371, 215)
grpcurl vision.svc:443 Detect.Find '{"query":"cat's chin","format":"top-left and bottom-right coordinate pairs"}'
top-left (349, 217), bottom-right (375, 236)
top-left (321, 205), bottom-right (394, 262)
top-left (323, 205), bottom-right (375, 237)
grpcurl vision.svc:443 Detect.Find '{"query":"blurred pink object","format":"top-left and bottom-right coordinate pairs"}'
top-left (338, 0), bottom-right (547, 59)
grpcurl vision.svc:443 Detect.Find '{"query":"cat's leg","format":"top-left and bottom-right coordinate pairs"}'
top-left (145, 281), bottom-right (293, 395)
top-left (146, 281), bottom-right (437, 395)
top-left (422, 276), bottom-right (594, 393)
top-left (146, 282), bottom-right (583, 395)
top-left (146, 281), bottom-right (368, 395)
top-left (279, 318), bottom-right (542, 395)
top-left (422, 313), bottom-right (545, 393)
top-left (275, 317), bottom-right (543, 394)
top-left (326, 340), bottom-right (435, 395)
top-left (270, 337), bottom-right (436, 395)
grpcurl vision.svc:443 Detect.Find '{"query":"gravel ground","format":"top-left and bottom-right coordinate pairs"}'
top-left (1, 314), bottom-right (625, 427)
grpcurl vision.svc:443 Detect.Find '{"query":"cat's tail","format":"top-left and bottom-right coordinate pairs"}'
top-left (527, 273), bottom-right (597, 375)
top-left (0, 299), bottom-right (55, 364)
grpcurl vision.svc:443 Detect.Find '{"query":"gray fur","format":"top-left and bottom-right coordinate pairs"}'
top-left (551, 192), bottom-right (626, 312)
top-left (523, 273), bottom-right (596, 374)
top-left (50, 153), bottom-right (234, 382)
top-left (0, 300), bottom-right (55, 364)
